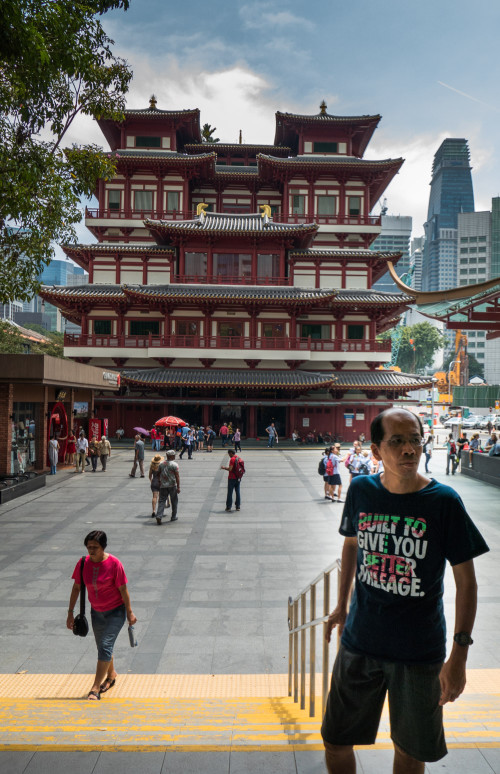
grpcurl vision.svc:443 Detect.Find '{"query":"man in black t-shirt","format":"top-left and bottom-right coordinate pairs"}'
top-left (321, 408), bottom-right (488, 774)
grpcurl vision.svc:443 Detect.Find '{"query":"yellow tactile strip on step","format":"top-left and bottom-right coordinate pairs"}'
top-left (1, 669), bottom-right (500, 699)
top-left (0, 673), bottom-right (291, 699)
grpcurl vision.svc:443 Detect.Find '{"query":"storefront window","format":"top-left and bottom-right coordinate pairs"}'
top-left (11, 402), bottom-right (36, 473)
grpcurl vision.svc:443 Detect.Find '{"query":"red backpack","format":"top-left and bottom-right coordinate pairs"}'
top-left (326, 457), bottom-right (334, 476)
top-left (233, 456), bottom-right (245, 479)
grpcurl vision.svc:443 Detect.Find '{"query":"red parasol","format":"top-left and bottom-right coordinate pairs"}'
top-left (155, 415), bottom-right (187, 427)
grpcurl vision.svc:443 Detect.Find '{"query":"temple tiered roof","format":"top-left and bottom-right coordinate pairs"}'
top-left (274, 107), bottom-right (381, 156)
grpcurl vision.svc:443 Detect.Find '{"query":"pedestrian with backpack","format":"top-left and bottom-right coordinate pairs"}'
top-left (221, 447), bottom-right (245, 512)
top-left (446, 433), bottom-right (458, 475)
top-left (156, 450), bottom-right (180, 525)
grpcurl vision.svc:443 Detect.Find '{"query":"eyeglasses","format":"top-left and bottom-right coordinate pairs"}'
top-left (383, 437), bottom-right (425, 449)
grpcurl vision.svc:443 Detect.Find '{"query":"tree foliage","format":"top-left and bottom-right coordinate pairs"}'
top-left (0, 320), bottom-right (65, 357)
top-left (443, 350), bottom-right (485, 380)
top-left (0, 0), bottom-right (133, 302)
top-left (201, 123), bottom-right (220, 143)
top-left (388, 322), bottom-right (446, 373)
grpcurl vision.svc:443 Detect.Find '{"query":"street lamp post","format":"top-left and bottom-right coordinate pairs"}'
top-left (430, 376), bottom-right (438, 440)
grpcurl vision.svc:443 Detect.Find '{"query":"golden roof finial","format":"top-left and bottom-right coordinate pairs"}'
top-left (149, 94), bottom-right (158, 110)
top-left (260, 204), bottom-right (272, 219)
top-left (196, 202), bottom-right (209, 218)
top-left (319, 100), bottom-right (327, 115)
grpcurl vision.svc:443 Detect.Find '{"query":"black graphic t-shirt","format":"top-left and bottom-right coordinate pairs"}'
top-left (339, 474), bottom-right (489, 664)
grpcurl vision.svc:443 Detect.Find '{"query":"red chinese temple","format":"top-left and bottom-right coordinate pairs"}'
top-left (40, 97), bottom-right (431, 439)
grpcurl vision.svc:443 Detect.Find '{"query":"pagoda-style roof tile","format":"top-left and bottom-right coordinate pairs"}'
top-left (215, 165), bottom-right (258, 175)
top-left (123, 284), bottom-right (336, 304)
top-left (122, 107), bottom-right (200, 119)
top-left (62, 243), bottom-right (175, 255)
top-left (334, 289), bottom-right (414, 305)
top-left (275, 110), bottom-right (381, 124)
top-left (112, 149), bottom-right (216, 164)
top-left (333, 370), bottom-right (432, 390)
top-left (121, 368), bottom-right (335, 390)
top-left (185, 143), bottom-right (291, 156)
top-left (120, 367), bottom-right (431, 392)
top-left (289, 248), bottom-right (402, 260)
top-left (258, 153), bottom-right (403, 168)
top-left (39, 284), bottom-right (126, 302)
top-left (145, 212), bottom-right (318, 239)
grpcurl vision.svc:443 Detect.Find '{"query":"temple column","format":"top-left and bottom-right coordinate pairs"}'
top-left (339, 182), bottom-right (346, 222)
top-left (124, 174), bottom-right (131, 216)
top-left (179, 244), bottom-right (185, 279)
top-left (142, 256), bottom-right (148, 285)
top-left (182, 179), bottom-right (189, 216)
top-left (308, 180), bottom-right (314, 220)
top-left (248, 405), bottom-right (256, 438)
top-left (282, 180), bottom-right (289, 218)
top-left (81, 312), bottom-right (89, 336)
top-left (279, 247), bottom-right (286, 281)
top-left (115, 253), bottom-right (121, 284)
top-left (156, 174), bottom-right (163, 217)
top-left (0, 383), bottom-right (13, 475)
top-left (207, 243), bottom-right (213, 281)
top-left (251, 245), bottom-right (258, 282)
top-left (202, 405), bottom-right (210, 427)
top-left (98, 178), bottom-right (105, 213)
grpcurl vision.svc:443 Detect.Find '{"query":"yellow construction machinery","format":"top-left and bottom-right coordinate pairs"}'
top-left (433, 331), bottom-right (468, 403)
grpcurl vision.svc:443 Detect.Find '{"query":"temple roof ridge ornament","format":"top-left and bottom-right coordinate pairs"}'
top-left (387, 261), bottom-right (500, 304)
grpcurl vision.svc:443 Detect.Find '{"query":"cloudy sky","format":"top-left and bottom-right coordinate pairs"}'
top-left (67, 0), bottom-right (500, 243)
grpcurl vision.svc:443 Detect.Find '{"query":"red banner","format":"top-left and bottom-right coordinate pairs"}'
top-left (89, 418), bottom-right (101, 440)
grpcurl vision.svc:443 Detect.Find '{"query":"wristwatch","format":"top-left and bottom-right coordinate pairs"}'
top-left (453, 632), bottom-right (473, 647)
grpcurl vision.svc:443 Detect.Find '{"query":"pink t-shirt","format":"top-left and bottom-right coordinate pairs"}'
top-left (72, 554), bottom-right (127, 612)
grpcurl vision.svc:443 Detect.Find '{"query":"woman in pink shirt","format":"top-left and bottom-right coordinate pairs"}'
top-left (66, 530), bottom-right (137, 700)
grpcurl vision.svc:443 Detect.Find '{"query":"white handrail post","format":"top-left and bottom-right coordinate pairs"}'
top-left (310, 583), bottom-right (316, 717)
top-left (300, 592), bottom-right (306, 710)
top-left (322, 569), bottom-right (331, 715)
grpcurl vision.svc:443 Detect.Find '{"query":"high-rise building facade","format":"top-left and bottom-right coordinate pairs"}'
top-left (409, 236), bottom-right (425, 291)
top-left (371, 215), bottom-right (412, 292)
top-left (422, 139), bottom-right (474, 292)
top-left (457, 200), bottom-right (500, 382)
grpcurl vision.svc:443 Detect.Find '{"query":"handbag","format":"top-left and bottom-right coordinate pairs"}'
top-left (73, 556), bottom-right (89, 637)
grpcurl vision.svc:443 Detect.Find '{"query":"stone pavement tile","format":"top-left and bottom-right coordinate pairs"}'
top-left (355, 749), bottom-right (395, 773)
top-left (162, 751), bottom-right (230, 773)
top-left (479, 749), bottom-right (500, 772)
top-left (295, 750), bottom-right (327, 773)
top-left (0, 750), bottom-right (35, 773)
top-left (23, 751), bottom-right (100, 774)
top-left (94, 751), bottom-right (166, 773)
top-left (229, 751), bottom-right (296, 773)
top-left (426, 748), bottom-right (497, 772)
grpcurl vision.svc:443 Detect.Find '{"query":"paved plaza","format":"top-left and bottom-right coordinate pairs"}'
top-left (0, 442), bottom-right (499, 773)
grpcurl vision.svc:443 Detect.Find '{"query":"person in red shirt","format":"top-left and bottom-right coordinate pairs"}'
top-left (219, 422), bottom-right (229, 447)
top-left (150, 427), bottom-right (157, 451)
top-left (221, 447), bottom-right (242, 512)
top-left (66, 530), bottom-right (137, 701)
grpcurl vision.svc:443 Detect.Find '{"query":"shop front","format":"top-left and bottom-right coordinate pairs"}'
top-left (0, 355), bottom-right (118, 476)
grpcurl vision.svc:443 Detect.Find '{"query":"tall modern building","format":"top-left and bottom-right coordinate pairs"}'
top-left (422, 139), bottom-right (474, 292)
top-left (457, 199), bottom-right (500, 382)
top-left (371, 215), bottom-right (412, 292)
top-left (409, 236), bottom-right (425, 291)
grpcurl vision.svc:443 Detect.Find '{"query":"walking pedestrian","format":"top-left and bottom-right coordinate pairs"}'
top-left (321, 407), bottom-right (489, 773)
top-left (233, 427), bottom-right (242, 453)
top-left (88, 436), bottom-right (100, 472)
top-left (148, 453), bottom-right (165, 518)
top-left (75, 431), bottom-right (88, 473)
top-left (220, 422), bottom-right (229, 447)
top-left (423, 434), bottom-right (433, 474)
top-left (150, 427), bottom-right (157, 451)
top-left (66, 530), bottom-right (137, 701)
top-left (266, 422), bottom-right (277, 448)
top-left (221, 447), bottom-right (245, 512)
top-left (179, 427), bottom-right (194, 459)
top-left (206, 426), bottom-right (215, 452)
top-left (197, 426), bottom-right (205, 451)
top-left (48, 436), bottom-right (59, 475)
top-left (65, 430), bottom-right (77, 465)
top-left (156, 450), bottom-right (180, 524)
top-left (98, 435), bottom-right (111, 471)
top-left (129, 434), bottom-right (145, 478)
top-left (446, 433), bottom-right (458, 475)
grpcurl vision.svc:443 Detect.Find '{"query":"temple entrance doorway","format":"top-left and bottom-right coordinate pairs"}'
top-left (257, 407), bottom-right (287, 439)
top-left (211, 405), bottom-right (247, 435)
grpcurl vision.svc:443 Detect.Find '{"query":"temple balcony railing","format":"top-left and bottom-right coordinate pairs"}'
top-left (64, 333), bottom-right (391, 353)
top-left (173, 275), bottom-right (292, 286)
top-left (85, 207), bottom-right (193, 220)
top-left (272, 213), bottom-right (382, 227)
top-left (85, 208), bottom-right (381, 227)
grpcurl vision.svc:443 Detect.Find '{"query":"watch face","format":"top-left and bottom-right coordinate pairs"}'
top-left (454, 632), bottom-right (472, 646)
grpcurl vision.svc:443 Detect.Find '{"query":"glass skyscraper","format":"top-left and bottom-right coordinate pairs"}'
top-left (421, 139), bottom-right (474, 292)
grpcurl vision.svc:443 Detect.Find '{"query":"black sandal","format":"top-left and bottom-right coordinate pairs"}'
top-left (99, 677), bottom-right (116, 693)
top-left (87, 690), bottom-right (100, 700)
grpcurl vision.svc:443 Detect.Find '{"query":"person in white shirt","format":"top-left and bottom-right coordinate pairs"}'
top-left (75, 432), bottom-right (88, 473)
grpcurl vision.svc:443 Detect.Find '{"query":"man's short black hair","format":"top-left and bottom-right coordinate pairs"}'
top-left (371, 408), bottom-right (424, 446)
top-left (84, 530), bottom-right (107, 549)
top-left (227, 448), bottom-right (235, 456)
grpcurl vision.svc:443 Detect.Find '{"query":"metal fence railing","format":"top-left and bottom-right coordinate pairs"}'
top-left (288, 559), bottom-right (349, 718)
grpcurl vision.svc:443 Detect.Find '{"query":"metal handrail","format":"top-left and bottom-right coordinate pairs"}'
top-left (287, 559), bottom-right (342, 718)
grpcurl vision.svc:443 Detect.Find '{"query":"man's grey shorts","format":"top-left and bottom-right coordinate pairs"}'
top-left (321, 644), bottom-right (447, 762)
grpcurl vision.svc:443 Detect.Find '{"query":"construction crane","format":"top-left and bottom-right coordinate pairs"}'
top-left (433, 331), bottom-right (468, 403)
